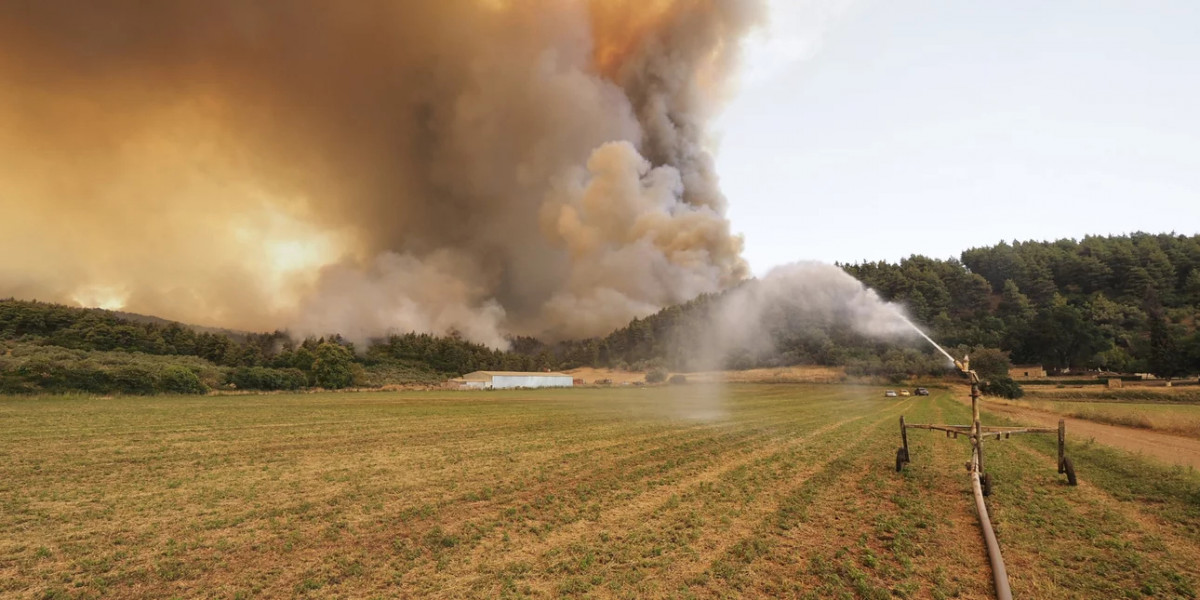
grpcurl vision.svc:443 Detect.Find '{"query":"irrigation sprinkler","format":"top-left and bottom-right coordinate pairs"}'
top-left (895, 354), bottom-right (1077, 600)
top-left (895, 355), bottom-right (1077, 491)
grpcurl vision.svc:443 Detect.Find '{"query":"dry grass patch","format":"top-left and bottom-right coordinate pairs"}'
top-left (2, 386), bottom-right (1198, 598)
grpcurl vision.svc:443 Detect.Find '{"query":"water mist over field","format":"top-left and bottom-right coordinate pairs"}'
top-left (650, 261), bottom-right (922, 420)
top-left (678, 261), bottom-right (920, 371)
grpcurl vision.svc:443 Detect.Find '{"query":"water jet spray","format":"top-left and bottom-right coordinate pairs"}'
top-left (899, 317), bottom-right (956, 365)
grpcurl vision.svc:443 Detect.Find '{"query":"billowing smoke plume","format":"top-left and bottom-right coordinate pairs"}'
top-left (0, 0), bottom-right (760, 346)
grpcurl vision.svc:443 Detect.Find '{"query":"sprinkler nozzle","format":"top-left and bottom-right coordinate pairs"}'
top-left (954, 355), bottom-right (970, 374)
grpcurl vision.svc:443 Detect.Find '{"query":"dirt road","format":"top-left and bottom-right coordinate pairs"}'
top-left (972, 398), bottom-right (1200, 470)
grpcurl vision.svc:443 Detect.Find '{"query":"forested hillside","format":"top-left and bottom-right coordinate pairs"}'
top-left (582, 233), bottom-right (1200, 377)
top-left (0, 301), bottom-right (571, 394)
top-left (855, 232), bottom-right (1200, 375)
top-left (2, 233), bottom-right (1198, 395)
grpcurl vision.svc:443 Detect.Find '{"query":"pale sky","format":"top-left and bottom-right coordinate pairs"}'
top-left (717, 0), bottom-right (1200, 273)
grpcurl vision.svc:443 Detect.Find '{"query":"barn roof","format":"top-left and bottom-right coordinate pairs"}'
top-left (462, 371), bottom-right (571, 380)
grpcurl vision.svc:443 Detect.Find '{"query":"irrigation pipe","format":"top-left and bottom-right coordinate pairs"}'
top-left (971, 448), bottom-right (1013, 600)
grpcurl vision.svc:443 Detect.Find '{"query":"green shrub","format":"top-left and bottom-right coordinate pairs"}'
top-left (313, 343), bottom-right (355, 389)
top-left (982, 375), bottom-right (1024, 399)
top-left (278, 368), bottom-right (308, 390)
top-left (228, 367), bottom-right (307, 391)
top-left (158, 366), bottom-right (207, 395)
top-left (0, 373), bottom-right (36, 394)
top-left (112, 366), bottom-right (157, 395)
top-left (0, 342), bottom-right (228, 395)
top-left (51, 365), bottom-right (114, 394)
top-left (668, 374), bottom-right (688, 385)
top-left (645, 368), bottom-right (667, 384)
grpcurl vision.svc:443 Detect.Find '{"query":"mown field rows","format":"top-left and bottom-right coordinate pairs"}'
top-left (1, 385), bottom-right (1199, 598)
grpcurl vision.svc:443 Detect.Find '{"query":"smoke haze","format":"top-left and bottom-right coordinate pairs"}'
top-left (0, 0), bottom-right (760, 346)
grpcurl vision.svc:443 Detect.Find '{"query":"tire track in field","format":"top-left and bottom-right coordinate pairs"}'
top-left (4, 417), bottom-right (719, 517)
top-left (877, 396), bottom-right (994, 599)
top-left (10, 414), bottom-right (674, 473)
top-left (454, 397), bottom-right (911, 599)
top-left (369, 413), bottom-right (818, 549)
top-left (381, 389), bottom-right (854, 525)
top-left (981, 402), bottom-right (1200, 543)
top-left (11, 394), bottom-right (828, 554)
top-left (679, 394), bottom-right (992, 599)
top-left (443, 412), bottom-right (869, 593)
top-left (283, 412), bottom-right (840, 598)
top-left (6, 389), bottom-right (856, 599)
top-left (657, 398), bottom-right (918, 597)
top-left (996, 440), bottom-right (1200, 597)
top-left (391, 393), bottom-right (865, 594)
top-left (32, 422), bottom-right (769, 600)
top-left (5, 416), bottom-right (783, 600)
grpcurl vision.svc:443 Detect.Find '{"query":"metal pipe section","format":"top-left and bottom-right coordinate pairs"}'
top-left (972, 449), bottom-right (1013, 600)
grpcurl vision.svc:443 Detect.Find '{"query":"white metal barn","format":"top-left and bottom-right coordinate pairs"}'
top-left (460, 371), bottom-right (574, 389)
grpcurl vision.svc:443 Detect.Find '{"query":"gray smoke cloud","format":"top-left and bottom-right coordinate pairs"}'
top-left (0, 0), bottom-right (760, 346)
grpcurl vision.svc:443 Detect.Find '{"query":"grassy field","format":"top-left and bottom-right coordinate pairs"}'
top-left (2, 386), bottom-right (1200, 599)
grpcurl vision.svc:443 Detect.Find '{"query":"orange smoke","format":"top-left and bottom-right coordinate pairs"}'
top-left (0, 0), bottom-right (760, 344)
top-left (587, 0), bottom-right (682, 76)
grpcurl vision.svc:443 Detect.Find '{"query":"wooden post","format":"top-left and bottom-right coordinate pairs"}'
top-left (1058, 419), bottom-right (1066, 473)
top-left (900, 416), bottom-right (910, 462)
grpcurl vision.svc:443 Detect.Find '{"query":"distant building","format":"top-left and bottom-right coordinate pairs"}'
top-left (458, 371), bottom-right (574, 389)
top-left (1009, 365), bottom-right (1046, 379)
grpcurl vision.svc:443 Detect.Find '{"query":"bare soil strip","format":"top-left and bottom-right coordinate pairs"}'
top-left (974, 399), bottom-right (1200, 469)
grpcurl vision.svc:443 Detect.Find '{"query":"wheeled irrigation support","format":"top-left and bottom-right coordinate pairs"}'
top-left (895, 357), bottom-right (1076, 599)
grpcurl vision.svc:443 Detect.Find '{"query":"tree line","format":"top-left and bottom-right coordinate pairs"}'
top-left (547, 233), bottom-right (1200, 382)
top-left (0, 301), bottom-right (371, 394)
top-left (1, 232), bottom-right (1197, 395)
top-left (848, 232), bottom-right (1200, 377)
top-left (0, 300), bottom-right (584, 394)
top-left (585, 234), bottom-right (1200, 377)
